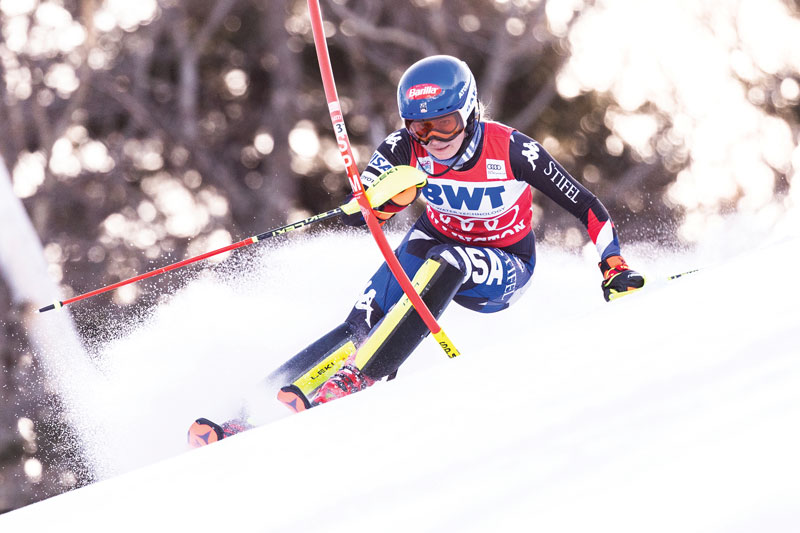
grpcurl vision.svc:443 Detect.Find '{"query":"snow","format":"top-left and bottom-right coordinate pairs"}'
top-left (2, 216), bottom-right (800, 532)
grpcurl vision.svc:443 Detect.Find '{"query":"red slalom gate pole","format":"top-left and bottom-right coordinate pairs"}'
top-left (307, 0), bottom-right (460, 358)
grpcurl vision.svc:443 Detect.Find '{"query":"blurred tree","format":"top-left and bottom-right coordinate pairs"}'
top-left (0, 292), bottom-right (91, 513)
top-left (0, 0), bottom-right (797, 512)
top-left (1, 157), bottom-right (94, 513)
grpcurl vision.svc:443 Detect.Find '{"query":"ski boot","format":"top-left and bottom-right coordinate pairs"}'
top-left (187, 417), bottom-right (253, 448)
top-left (309, 364), bottom-right (375, 406)
top-left (277, 364), bottom-right (375, 413)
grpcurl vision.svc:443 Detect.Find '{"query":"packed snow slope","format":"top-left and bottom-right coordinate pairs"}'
top-left (3, 218), bottom-right (800, 532)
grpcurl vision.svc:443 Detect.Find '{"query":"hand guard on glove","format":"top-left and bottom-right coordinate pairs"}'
top-left (371, 184), bottom-right (422, 222)
top-left (599, 255), bottom-right (645, 302)
top-left (340, 165), bottom-right (427, 226)
top-left (341, 185), bottom-right (422, 226)
top-left (340, 184), bottom-right (424, 226)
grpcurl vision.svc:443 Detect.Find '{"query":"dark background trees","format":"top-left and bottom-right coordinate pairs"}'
top-left (1, 0), bottom-right (797, 512)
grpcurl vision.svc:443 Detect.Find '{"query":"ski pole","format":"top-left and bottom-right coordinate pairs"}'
top-left (610, 267), bottom-right (702, 301)
top-left (38, 166), bottom-right (427, 314)
top-left (38, 207), bottom-right (345, 313)
top-left (307, 0), bottom-right (460, 357)
top-left (668, 269), bottom-right (700, 281)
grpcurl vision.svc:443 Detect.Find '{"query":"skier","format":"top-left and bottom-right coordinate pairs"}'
top-left (188, 55), bottom-right (644, 447)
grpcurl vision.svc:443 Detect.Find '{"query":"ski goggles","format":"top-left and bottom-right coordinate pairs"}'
top-left (404, 111), bottom-right (465, 145)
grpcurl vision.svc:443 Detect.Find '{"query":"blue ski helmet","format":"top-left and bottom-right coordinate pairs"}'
top-left (397, 55), bottom-right (479, 143)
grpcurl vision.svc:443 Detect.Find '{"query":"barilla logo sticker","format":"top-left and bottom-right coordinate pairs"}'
top-left (407, 84), bottom-right (442, 100)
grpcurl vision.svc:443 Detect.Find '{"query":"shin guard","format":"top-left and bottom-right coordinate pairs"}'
top-left (271, 323), bottom-right (358, 412)
top-left (276, 256), bottom-right (463, 412)
top-left (355, 256), bottom-right (464, 379)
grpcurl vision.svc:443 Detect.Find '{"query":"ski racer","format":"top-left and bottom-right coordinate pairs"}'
top-left (188, 55), bottom-right (645, 447)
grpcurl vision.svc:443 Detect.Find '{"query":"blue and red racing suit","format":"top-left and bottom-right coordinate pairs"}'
top-left (343, 121), bottom-right (621, 339)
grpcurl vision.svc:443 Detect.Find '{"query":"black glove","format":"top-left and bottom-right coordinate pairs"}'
top-left (340, 193), bottom-right (366, 227)
top-left (599, 255), bottom-right (645, 301)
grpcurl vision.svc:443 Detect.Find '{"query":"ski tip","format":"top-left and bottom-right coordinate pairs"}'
top-left (187, 418), bottom-right (224, 448)
top-left (277, 386), bottom-right (311, 413)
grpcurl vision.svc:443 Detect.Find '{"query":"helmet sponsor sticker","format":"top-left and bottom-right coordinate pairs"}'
top-left (406, 83), bottom-right (442, 100)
